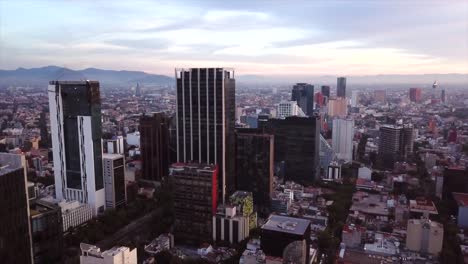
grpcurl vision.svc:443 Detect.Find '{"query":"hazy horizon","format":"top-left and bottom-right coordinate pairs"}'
top-left (1, 0), bottom-right (467, 76)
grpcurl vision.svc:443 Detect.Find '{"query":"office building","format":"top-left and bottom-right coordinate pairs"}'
top-left (378, 124), bottom-right (414, 168)
top-left (126, 131), bottom-right (140, 147)
top-left (140, 113), bottom-right (170, 182)
top-left (213, 205), bottom-right (250, 244)
top-left (350, 90), bottom-right (359, 107)
top-left (235, 129), bottom-right (274, 211)
top-left (261, 215), bottom-right (311, 262)
top-left (452, 192), bottom-right (468, 228)
top-left (0, 154), bottom-right (33, 264)
top-left (57, 200), bottom-right (93, 232)
top-left (328, 98), bottom-right (348, 118)
top-left (326, 161), bottom-right (342, 181)
top-left (266, 116), bottom-right (320, 183)
top-left (409, 88), bottom-right (422, 102)
top-left (441, 88), bottom-right (446, 103)
top-left (291, 83), bottom-right (314, 116)
top-left (321, 85), bottom-right (331, 98)
top-left (171, 163), bottom-right (218, 244)
top-left (373, 90), bottom-right (387, 103)
top-left (337, 77), bottom-right (346, 98)
top-left (30, 200), bottom-right (63, 264)
top-left (104, 136), bottom-right (124, 154)
top-left (175, 68), bottom-right (235, 202)
top-left (406, 218), bottom-right (443, 255)
top-left (80, 243), bottom-right (137, 264)
top-left (48, 81), bottom-right (105, 215)
top-left (277, 101), bottom-right (305, 118)
top-left (332, 118), bottom-right (354, 162)
top-left (103, 153), bottom-right (126, 209)
top-left (315, 92), bottom-right (324, 108)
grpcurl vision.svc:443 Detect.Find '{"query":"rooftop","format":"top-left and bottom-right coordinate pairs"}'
top-left (261, 215), bottom-right (310, 235)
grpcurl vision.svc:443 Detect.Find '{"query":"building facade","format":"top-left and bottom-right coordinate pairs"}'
top-left (409, 88), bottom-right (422, 102)
top-left (58, 200), bottom-right (93, 232)
top-left (235, 129), bottom-right (274, 211)
top-left (277, 101), bottom-right (305, 118)
top-left (332, 118), bottom-right (354, 162)
top-left (171, 163), bottom-right (218, 244)
top-left (140, 112), bottom-right (170, 182)
top-left (30, 200), bottom-right (63, 264)
top-left (103, 153), bottom-right (126, 209)
top-left (48, 81), bottom-right (105, 215)
top-left (321, 85), bottom-right (331, 98)
top-left (175, 68), bottom-right (235, 202)
top-left (104, 136), bottom-right (124, 155)
top-left (378, 125), bottom-right (414, 168)
top-left (267, 116), bottom-right (321, 183)
top-left (337, 77), bottom-right (346, 98)
top-left (328, 98), bottom-right (348, 118)
top-left (0, 155), bottom-right (33, 264)
top-left (213, 205), bottom-right (250, 244)
top-left (291, 83), bottom-right (314, 116)
top-left (406, 218), bottom-right (443, 255)
top-left (80, 243), bottom-right (137, 264)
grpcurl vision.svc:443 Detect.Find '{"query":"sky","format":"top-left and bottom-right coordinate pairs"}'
top-left (0, 0), bottom-right (467, 76)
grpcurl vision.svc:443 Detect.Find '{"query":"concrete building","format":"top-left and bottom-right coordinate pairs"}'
top-left (328, 98), bottom-right (348, 118)
top-left (48, 81), bottom-right (105, 215)
top-left (277, 101), bottom-right (305, 118)
top-left (171, 163), bottom-right (218, 244)
top-left (452, 192), bottom-right (468, 228)
top-left (175, 68), bottom-right (236, 203)
top-left (291, 83), bottom-right (314, 116)
top-left (213, 205), bottom-right (250, 244)
top-left (80, 243), bottom-right (137, 264)
top-left (261, 215), bottom-right (311, 263)
top-left (104, 136), bottom-right (124, 155)
top-left (103, 153), bottom-right (126, 209)
top-left (332, 118), bottom-right (354, 162)
top-left (126, 131), bottom-right (140, 147)
top-left (409, 88), bottom-right (422, 102)
top-left (58, 200), bottom-right (93, 232)
top-left (342, 224), bottom-right (365, 248)
top-left (357, 167), bottom-right (372, 180)
top-left (326, 161), bottom-right (342, 181)
top-left (406, 218), bottom-right (443, 255)
top-left (0, 153), bottom-right (33, 264)
top-left (350, 91), bottom-right (359, 107)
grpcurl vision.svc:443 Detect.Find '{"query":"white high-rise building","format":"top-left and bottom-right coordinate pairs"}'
top-left (332, 118), bottom-right (354, 162)
top-left (351, 90), bottom-right (359, 107)
top-left (277, 101), bottom-right (305, 118)
top-left (48, 81), bottom-right (105, 215)
top-left (105, 136), bottom-right (124, 154)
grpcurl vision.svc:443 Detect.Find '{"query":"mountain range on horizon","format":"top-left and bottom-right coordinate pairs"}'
top-left (0, 66), bottom-right (467, 89)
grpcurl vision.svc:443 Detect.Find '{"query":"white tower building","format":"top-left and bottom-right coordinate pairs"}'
top-left (332, 118), bottom-right (354, 162)
top-left (48, 81), bottom-right (105, 215)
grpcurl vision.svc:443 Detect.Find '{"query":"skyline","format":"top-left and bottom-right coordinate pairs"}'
top-left (1, 1), bottom-right (468, 76)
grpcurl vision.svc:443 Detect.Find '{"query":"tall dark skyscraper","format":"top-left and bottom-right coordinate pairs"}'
top-left (266, 116), bottom-right (321, 183)
top-left (378, 124), bottom-right (414, 168)
top-left (48, 81), bottom-right (105, 215)
top-left (171, 163), bottom-right (218, 244)
top-left (140, 112), bottom-right (170, 182)
top-left (175, 68), bottom-right (235, 202)
top-left (337, 77), bottom-right (346, 98)
top-left (291, 83), bottom-right (314, 116)
top-left (0, 154), bottom-right (33, 264)
top-left (235, 128), bottom-right (274, 213)
top-left (321, 85), bottom-right (331, 98)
